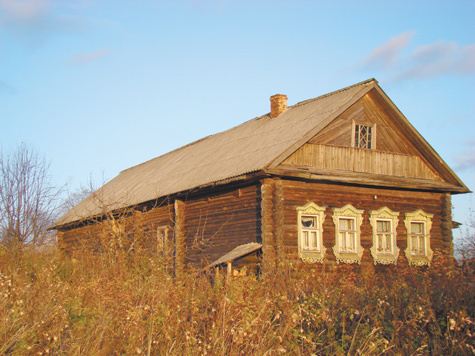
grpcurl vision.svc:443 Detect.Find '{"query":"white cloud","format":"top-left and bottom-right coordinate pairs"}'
top-left (0, 0), bottom-right (84, 45)
top-left (359, 31), bottom-right (415, 70)
top-left (453, 140), bottom-right (475, 172)
top-left (357, 31), bottom-right (475, 81)
top-left (0, 0), bottom-right (48, 21)
top-left (69, 48), bottom-right (110, 65)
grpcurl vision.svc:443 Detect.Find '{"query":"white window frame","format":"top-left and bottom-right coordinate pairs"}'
top-left (404, 210), bottom-right (434, 266)
top-left (332, 204), bottom-right (364, 264)
top-left (370, 207), bottom-right (400, 265)
top-left (297, 202), bottom-right (326, 263)
top-left (352, 121), bottom-right (376, 150)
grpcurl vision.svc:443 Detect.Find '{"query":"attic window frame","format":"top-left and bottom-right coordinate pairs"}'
top-left (352, 120), bottom-right (376, 150)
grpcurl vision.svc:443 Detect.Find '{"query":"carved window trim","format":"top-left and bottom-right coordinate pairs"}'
top-left (370, 207), bottom-right (400, 265)
top-left (332, 204), bottom-right (364, 264)
top-left (404, 210), bottom-right (434, 266)
top-left (297, 202), bottom-right (326, 263)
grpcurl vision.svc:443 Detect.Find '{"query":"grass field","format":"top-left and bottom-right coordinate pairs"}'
top-left (1, 250), bottom-right (474, 355)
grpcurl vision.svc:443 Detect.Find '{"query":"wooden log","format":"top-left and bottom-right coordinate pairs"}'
top-left (174, 199), bottom-right (186, 275)
top-left (273, 179), bottom-right (284, 260)
top-left (261, 179), bottom-right (276, 267)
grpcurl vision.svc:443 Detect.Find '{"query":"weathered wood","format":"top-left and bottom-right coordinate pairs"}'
top-left (183, 184), bottom-right (260, 269)
top-left (282, 144), bottom-right (441, 181)
top-left (280, 179), bottom-right (449, 266)
top-left (174, 199), bottom-right (186, 275)
top-left (269, 165), bottom-right (466, 193)
top-left (441, 193), bottom-right (454, 256)
top-left (261, 179), bottom-right (276, 268)
top-left (273, 179), bottom-right (284, 260)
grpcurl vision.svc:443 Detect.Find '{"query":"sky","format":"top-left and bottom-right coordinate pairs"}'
top-left (1, 0), bottom-right (474, 231)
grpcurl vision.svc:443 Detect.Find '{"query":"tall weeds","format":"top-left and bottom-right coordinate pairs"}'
top-left (0, 250), bottom-right (474, 355)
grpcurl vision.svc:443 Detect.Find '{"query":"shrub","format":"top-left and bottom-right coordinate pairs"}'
top-left (0, 251), bottom-right (474, 355)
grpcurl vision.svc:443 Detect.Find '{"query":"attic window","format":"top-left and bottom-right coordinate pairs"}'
top-left (354, 123), bottom-right (375, 149)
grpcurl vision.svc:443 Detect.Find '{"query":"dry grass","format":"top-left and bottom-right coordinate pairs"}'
top-left (0, 250), bottom-right (474, 355)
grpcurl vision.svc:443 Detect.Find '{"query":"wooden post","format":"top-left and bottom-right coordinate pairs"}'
top-left (56, 231), bottom-right (65, 254)
top-left (273, 179), bottom-right (284, 261)
top-left (227, 262), bottom-right (232, 277)
top-left (441, 193), bottom-right (454, 259)
top-left (261, 179), bottom-right (276, 270)
top-left (174, 199), bottom-right (186, 276)
top-left (133, 210), bottom-right (144, 249)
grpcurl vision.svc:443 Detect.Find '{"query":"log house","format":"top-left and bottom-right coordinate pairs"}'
top-left (50, 79), bottom-right (470, 272)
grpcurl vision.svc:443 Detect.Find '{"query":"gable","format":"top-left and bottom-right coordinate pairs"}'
top-left (309, 90), bottom-right (421, 155)
top-left (275, 88), bottom-right (468, 193)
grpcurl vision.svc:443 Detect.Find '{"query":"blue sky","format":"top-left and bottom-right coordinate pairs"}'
top-left (1, 0), bottom-right (474, 228)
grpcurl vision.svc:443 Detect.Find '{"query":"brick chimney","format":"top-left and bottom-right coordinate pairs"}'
top-left (270, 94), bottom-right (287, 118)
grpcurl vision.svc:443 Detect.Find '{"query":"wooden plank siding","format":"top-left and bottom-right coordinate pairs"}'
top-left (309, 93), bottom-right (416, 156)
top-left (183, 184), bottom-right (261, 269)
top-left (278, 179), bottom-right (451, 266)
top-left (283, 144), bottom-right (442, 181)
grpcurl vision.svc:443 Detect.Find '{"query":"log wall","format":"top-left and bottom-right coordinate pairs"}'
top-left (183, 184), bottom-right (261, 269)
top-left (280, 179), bottom-right (451, 266)
top-left (58, 201), bottom-right (174, 256)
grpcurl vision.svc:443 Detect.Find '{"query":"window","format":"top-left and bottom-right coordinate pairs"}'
top-left (410, 223), bottom-right (425, 255)
top-left (404, 210), bottom-right (433, 266)
top-left (339, 218), bottom-right (357, 252)
top-left (297, 202), bottom-right (326, 263)
top-left (332, 204), bottom-right (364, 264)
top-left (353, 123), bottom-right (375, 149)
top-left (370, 207), bottom-right (400, 265)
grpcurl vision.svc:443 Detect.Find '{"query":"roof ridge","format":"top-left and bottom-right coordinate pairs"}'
top-left (291, 78), bottom-right (377, 109)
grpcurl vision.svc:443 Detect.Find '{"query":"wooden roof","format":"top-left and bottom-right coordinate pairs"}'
top-left (207, 242), bottom-right (262, 269)
top-left (52, 79), bottom-right (469, 228)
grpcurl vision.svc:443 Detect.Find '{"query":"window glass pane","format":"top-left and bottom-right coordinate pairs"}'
top-left (377, 235), bottom-right (383, 251)
top-left (301, 216), bottom-right (316, 228)
top-left (303, 231), bottom-right (309, 248)
top-left (411, 236), bottom-right (419, 253)
top-left (348, 233), bottom-right (355, 251)
top-left (385, 235), bottom-right (391, 252)
top-left (339, 218), bottom-right (354, 231)
top-left (411, 222), bottom-right (423, 234)
top-left (339, 232), bottom-right (346, 247)
top-left (310, 231), bottom-right (318, 249)
top-left (377, 220), bottom-right (390, 233)
top-left (418, 236), bottom-right (425, 254)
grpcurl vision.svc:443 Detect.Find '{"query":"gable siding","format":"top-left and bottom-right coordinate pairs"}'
top-left (282, 144), bottom-right (442, 181)
top-left (280, 179), bottom-right (450, 266)
top-left (310, 92), bottom-right (420, 155)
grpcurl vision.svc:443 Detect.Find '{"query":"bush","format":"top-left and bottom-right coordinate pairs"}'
top-left (0, 251), bottom-right (474, 355)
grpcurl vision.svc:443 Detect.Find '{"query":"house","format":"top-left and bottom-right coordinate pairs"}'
top-left (50, 79), bottom-right (470, 272)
